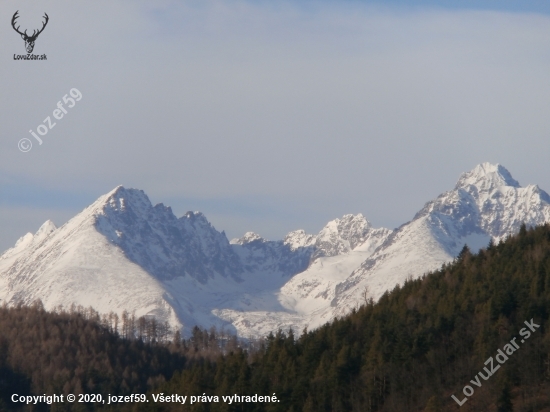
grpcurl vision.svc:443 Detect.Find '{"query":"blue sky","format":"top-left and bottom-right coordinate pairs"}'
top-left (1, 0), bottom-right (550, 251)
top-left (362, 0), bottom-right (550, 13)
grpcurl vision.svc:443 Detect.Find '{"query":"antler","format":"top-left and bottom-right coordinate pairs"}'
top-left (11, 11), bottom-right (49, 40)
top-left (11, 11), bottom-right (27, 37)
top-left (29, 13), bottom-right (49, 39)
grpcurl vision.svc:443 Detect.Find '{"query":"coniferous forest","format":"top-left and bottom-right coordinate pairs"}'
top-left (2, 224), bottom-right (550, 411)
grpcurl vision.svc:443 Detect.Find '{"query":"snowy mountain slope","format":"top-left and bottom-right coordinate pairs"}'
top-left (2, 163), bottom-right (549, 338)
top-left (0, 220), bottom-right (58, 301)
top-left (214, 163), bottom-right (550, 335)
top-left (320, 162), bottom-right (550, 320)
top-left (95, 187), bottom-right (243, 283)
top-left (0, 186), bottom-right (321, 335)
top-left (230, 231), bottom-right (313, 279)
top-left (229, 214), bottom-right (389, 280)
top-left (311, 214), bottom-right (391, 259)
top-left (216, 214), bottom-right (393, 336)
top-left (0, 201), bottom-right (179, 328)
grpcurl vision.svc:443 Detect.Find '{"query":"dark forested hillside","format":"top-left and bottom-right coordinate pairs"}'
top-left (3, 224), bottom-right (550, 411)
top-left (0, 305), bottom-right (188, 411)
top-left (143, 224), bottom-right (550, 412)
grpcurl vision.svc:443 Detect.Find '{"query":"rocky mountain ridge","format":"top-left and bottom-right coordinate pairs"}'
top-left (1, 163), bottom-right (549, 337)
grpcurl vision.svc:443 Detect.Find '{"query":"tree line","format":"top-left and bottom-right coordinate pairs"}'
top-left (3, 223), bottom-right (550, 411)
top-left (133, 224), bottom-right (550, 412)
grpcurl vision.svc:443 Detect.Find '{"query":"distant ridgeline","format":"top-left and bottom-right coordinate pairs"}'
top-left (2, 163), bottom-right (550, 339)
top-left (2, 223), bottom-right (550, 411)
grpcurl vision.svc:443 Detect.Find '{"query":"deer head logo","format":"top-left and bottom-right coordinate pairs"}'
top-left (11, 11), bottom-right (49, 54)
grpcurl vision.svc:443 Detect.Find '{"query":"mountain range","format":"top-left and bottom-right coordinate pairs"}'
top-left (1, 162), bottom-right (549, 337)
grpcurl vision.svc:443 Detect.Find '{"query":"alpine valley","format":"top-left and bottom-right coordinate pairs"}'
top-left (1, 163), bottom-right (549, 337)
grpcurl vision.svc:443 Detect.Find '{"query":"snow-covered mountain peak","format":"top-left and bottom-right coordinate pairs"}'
top-left (455, 162), bottom-right (520, 192)
top-left (3, 220), bottom-right (57, 258)
top-left (324, 163), bottom-right (550, 325)
top-left (524, 184), bottom-right (550, 203)
top-left (283, 230), bottom-right (316, 251)
top-left (182, 211), bottom-right (207, 220)
top-left (33, 220), bottom-right (57, 244)
top-left (90, 187), bottom-right (243, 284)
top-left (422, 163), bottom-right (550, 241)
top-left (79, 186), bottom-right (148, 222)
top-left (313, 213), bottom-right (386, 258)
top-left (103, 186), bottom-right (151, 214)
top-left (13, 233), bottom-right (33, 249)
top-left (317, 213), bottom-right (370, 241)
top-left (36, 219), bottom-right (57, 234)
top-left (231, 232), bottom-right (264, 245)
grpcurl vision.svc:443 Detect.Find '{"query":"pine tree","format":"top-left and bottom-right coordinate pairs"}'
top-left (457, 244), bottom-right (471, 261)
top-left (497, 385), bottom-right (513, 412)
